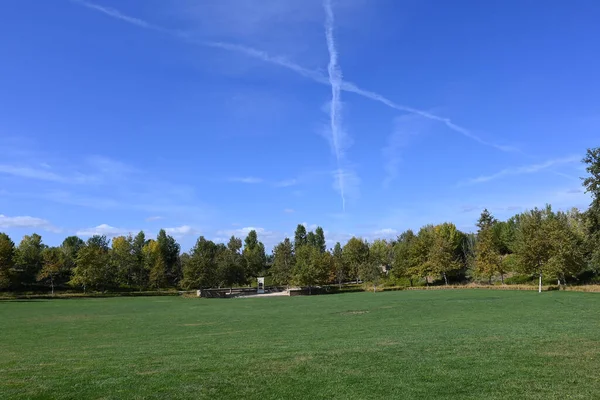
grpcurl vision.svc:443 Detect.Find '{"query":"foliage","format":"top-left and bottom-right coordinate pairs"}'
top-left (0, 233), bottom-right (15, 289)
top-left (14, 233), bottom-right (46, 285)
top-left (342, 237), bottom-right (369, 282)
top-left (37, 247), bottom-right (64, 294)
top-left (271, 238), bottom-right (295, 286)
top-left (242, 230), bottom-right (266, 279)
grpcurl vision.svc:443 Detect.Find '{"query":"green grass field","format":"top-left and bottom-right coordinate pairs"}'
top-left (1, 290), bottom-right (599, 399)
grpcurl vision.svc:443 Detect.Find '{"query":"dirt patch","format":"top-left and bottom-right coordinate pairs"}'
top-left (341, 310), bottom-right (369, 316)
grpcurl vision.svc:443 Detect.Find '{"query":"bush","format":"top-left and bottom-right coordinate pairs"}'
top-left (504, 274), bottom-right (533, 285)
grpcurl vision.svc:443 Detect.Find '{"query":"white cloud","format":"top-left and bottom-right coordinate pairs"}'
top-left (371, 228), bottom-right (397, 237)
top-left (165, 225), bottom-right (200, 236)
top-left (0, 214), bottom-right (59, 232)
top-left (228, 177), bottom-right (264, 184)
top-left (274, 179), bottom-right (298, 187)
top-left (76, 224), bottom-right (128, 237)
top-left (146, 216), bottom-right (164, 222)
top-left (461, 156), bottom-right (581, 186)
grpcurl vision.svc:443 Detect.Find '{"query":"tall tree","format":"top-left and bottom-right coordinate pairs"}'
top-left (429, 223), bottom-right (464, 285)
top-left (332, 242), bottom-right (345, 288)
top-left (38, 247), bottom-right (64, 295)
top-left (314, 227), bottom-right (327, 253)
top-left (132, 231), bottom-right (148, 289)
top-left (342, 237), bottom-right (370, 282)
top-left (476, 208), bottom-right (497, 230)
top-left (411, 225), bottom-right (436, 284)
top-left (370, 239), bottom-right (391, 269)
top-left (0, 233), bottom-right (15, 289)
top-left (392, 230), bottom-right (417, 285)
top-left (271, 238), bottom-right (295, 287)
top-left (474, 209), bottom-right (503, 284)
top-left (156, 229), bottom-right (181, 287)
top-left (294, 224), bottom-right (307, 249)
top-left (514, 207), bottom-right (553, 292)
top-left (243, 230), bottom-right (266, 279)
top-left (14, 233), bottom-right (46, 286)
top-left (144, 240), bottom-right (167, 289)
top-left (583, 148), bottom-right (600, 272)
top-left (293, 245), bottom-right (329, 294)
top-left (60, 236), bottom-right (85, 282)
top-left (217, 236), bottom-right (245, 290)
top-left (111, 235), bottom-right (135, 287)
top-left (182, 236), bottom-right (219, 289)
top-left (71, 236), bottom-right (112, 292)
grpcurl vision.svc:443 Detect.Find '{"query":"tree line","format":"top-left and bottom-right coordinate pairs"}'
top-left (1, 148), bottom-right (599, 293)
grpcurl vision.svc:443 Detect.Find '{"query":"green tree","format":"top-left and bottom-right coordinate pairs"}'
top-left (111, 235), bottom-right (135, 287)
top-left (156, 229), bottom-right (181, 287)
top-left (474, 209), bottom-right (504, 284)
top-left (132, 231), bottom-right (148, 289)
top-left (370, 239), bottom-right (391, 268)
top-left (60, 236), bottom-right (85, 281)
top-left (475, 228), bottom-right (503, 284)
top-left (0, 233), bottom-right (15, 289)
top-left (342, 237), bottom-right (369, 282)
top-left (332, 242), bottom-right (345, 288)
top-left (71, 236), bottom-right (112, 292)
top-left (38, 247), bottom-right (64, 295)
top-left (14, 233), bottom-right (46, 286)
top-left (144, 240), bottom-right (167, 289)
top-left (429, 223), bottom-right (464, 285)
top-left (583, 148), bottom-right (600, 273)
top-left (271, 238), bottom-right (295, 287)
top-left (307, 231), bottom-right (317, 248)
top-left (243, 230), bottom-right (266, 279)
top-left (392, 230), bottom-right (417, 286)
top-left (411, 226), bottom-right (436, 284)
top-left (293, 245), bottom-right (329, 294)
top-left (545, 211), bottom-right (586, 285)
top-left (217, 236), bottom-right (245, 290)
top-left (182, 236), bottom-right (219, 289)
top-left (514, 207), bottom-right (553, 292)
top-left (476, 208), bottom-right (497, 230)
top-left (294, 224), bottom-right (307, 249)
top-left (314, 227), bottom-right (326, 253)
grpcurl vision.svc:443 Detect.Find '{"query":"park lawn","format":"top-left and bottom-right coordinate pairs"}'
top-left (1, 290), bottom-right (599, 399)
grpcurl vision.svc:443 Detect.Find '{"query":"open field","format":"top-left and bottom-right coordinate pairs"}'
top-left (1, 291), bottom-right (599, 399)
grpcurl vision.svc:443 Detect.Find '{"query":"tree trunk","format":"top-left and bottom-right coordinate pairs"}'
top-left (409, 278), bottom-right (413, 287)
top-left (51, 277), bottom-right (54, 296)
top-left (538, 272), bottom-right (542, 293)
top-left (373, 283), bottom-right (376, 293)
top-left (488, 275), bottom-right (492, 285)
top-left (443, 273), bottom-right (448, 286)
top-left (308, 286), bottom-right (312, 295)
top-left (500, 274), bottom-right (504, 285)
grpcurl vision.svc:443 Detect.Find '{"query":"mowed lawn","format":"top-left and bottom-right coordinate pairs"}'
top-left (1, 291), bottom-right (599, 399)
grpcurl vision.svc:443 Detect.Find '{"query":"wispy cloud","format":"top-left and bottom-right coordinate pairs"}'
top-left (283, 208), bottom-right (295, 214)
top-left (228, 176), bottom-right (264, 184)
top-left (70, 1), bottom-right (515, 154)
top-left (165, 225), bottom-right (200, 236)
top-left (382, 115), bottom-right (430, 188)
top-left (146, 216), bottom-right (164, 222)
top-left (0, 214), bottom-right (60, 232)
top-left (76, 223), bottom-right (129, 237)
top-left (274, 178), bottom-right (298, 188)
top-left (69, 0), bottom-right (185, 36)
top-left (324, 0), bottom-right (348, 211)
top-left (460, 156), bottom-right (581, 186)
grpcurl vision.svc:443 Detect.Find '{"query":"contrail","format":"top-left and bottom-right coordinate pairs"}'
top-left (324, 0), bottom-right (346, 211)
top-left (71, 0), bottom-right (516, 153)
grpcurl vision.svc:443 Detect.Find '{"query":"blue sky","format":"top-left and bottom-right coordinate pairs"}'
top-left (0, 0), bottom-right (598, 251)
